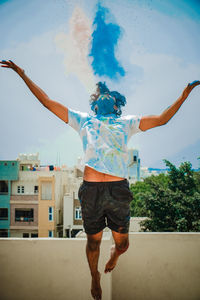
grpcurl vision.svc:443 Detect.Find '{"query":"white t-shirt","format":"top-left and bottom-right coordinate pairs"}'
top-left (68, 108), bottom-right (142, 178)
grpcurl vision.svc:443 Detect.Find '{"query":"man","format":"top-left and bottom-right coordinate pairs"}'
top-left (1, 59), bottom-right (199, 300)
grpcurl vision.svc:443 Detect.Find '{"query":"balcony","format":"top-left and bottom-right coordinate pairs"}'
top-left (0, 233), bottom-right (200, 300)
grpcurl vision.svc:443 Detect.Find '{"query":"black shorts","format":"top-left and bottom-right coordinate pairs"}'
top-left (78, 179), bottom-right (133, 235)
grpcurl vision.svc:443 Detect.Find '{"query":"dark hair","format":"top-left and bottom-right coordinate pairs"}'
top-left (97, 81), bottom-right (110, 94)
top-left (90, 82), bottom-right (126, 116)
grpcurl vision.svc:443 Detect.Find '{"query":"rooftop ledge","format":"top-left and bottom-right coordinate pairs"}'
top-left (1, 233), bottom-right (200, 300)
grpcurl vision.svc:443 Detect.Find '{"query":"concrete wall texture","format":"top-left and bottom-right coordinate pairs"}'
top-left (0, 233), bottom-right (200, 300)
top-left (0, 237), bottom-right (112, 300)
top-left (112, 233), bottom-right (200, 300)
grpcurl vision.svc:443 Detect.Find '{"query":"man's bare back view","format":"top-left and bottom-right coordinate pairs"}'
top-left (1, 59), bottom-right (199, 300)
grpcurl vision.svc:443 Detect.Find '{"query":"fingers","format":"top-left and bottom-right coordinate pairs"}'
top-left (188, 80), bottom-right (200, 87)
top-left (183, 80), bottom-right (200, 98)
top-left (0, 60), bottom-right (19, 72)
top-left (9, 59), bottom-right (16, 66)
top-left (0, 60), bottom-right (10, 64)
top-left (0, 59), bottom-right (14, 65)
top-left (0, 60), bottom-right (12, 68)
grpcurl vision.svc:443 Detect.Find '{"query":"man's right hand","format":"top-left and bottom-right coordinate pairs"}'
top-left (0, 60), bottom-right (25, 77)
top-left (182, 80), bottom-right (200, 98)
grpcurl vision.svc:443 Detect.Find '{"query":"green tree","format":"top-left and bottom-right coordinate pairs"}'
top-left (130, 173), bottom-right (169, 217)
top-left (194, 170), bottom-right (200, 192)
top-left (164, 160), bottom-right (196, 195)
top-left (130, 180), bottom-right (150, 217)
top-left (130, 160), bottom-right (200, 232)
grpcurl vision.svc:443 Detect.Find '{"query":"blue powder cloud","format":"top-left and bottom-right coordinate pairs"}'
top-left (89, 3), bottom-right (125, 80)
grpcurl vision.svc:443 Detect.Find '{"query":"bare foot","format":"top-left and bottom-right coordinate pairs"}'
top-left (104, 245), bottom-right (118, 273)
top-left (91, 271), bottom-right (102, 300)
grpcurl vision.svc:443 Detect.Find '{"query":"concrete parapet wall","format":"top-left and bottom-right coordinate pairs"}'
top-left (0, 233), bottom-right (200, 300)
top-left (113, 233), bottom-right (200, 300)
top-left (0, 237), bottom-right (112, 300)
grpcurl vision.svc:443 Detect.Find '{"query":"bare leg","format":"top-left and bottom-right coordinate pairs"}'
top-left (104, 231), bottom-right (129, 273)
top-left (86, 231), bottom-right (103, 300)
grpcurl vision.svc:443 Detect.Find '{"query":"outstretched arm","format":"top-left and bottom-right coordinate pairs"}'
top-left (0, 60), bottom-right (68, 123)
top-left (139, 81), bottom-right (200, 131)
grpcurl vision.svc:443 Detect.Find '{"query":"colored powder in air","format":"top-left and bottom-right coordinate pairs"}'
top-left (55, 6), bottom-right (95, 93)
top-left (89, 3), bottom-right (125, 79)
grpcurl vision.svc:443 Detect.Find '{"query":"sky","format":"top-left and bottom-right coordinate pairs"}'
top-left (0, 0), bottom-right (200, 169)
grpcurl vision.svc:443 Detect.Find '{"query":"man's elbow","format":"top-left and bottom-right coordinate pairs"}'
top-left (41, 98), bottom-right (54, 110)
top-left (158, 115), bottom-right (169, 126)
top-left (42, 102), bottom-right (48, 109)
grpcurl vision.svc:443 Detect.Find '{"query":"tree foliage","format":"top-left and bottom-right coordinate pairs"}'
top-left (130, 160), bottom-right (200, 232)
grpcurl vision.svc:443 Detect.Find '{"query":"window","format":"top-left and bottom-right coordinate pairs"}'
top-left (17, 186), bottom-right (24, 194)
top-left (48, 230), bottom-right (54, 237)
top-left (15, 208), bottom-right (34, 222)
top-left (31, 233), bottom-right (38, 238)
top-left (41, 182), bottom-right (52, 200)
top-left (23, 233), bottom-right (29, 238)
top-left (48, 207), bottom-right (53, 221)
top-left (0, 181), bottom-right (8, 195)
top-left (75, 206), bottom-right (82, 220)
top-left (34, 186), bottom-right (39, 194)
top-left (0, 229), bottom-right (8, 237)
top-left (0, 208), bottom-right (8, 220)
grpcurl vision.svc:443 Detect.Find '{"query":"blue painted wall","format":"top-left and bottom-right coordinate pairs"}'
top-left (0, 161), bottom-right (19, 236)
top-left (0, 160), bottom-right (19, 180)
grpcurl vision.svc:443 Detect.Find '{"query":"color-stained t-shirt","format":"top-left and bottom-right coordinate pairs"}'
top-left (68, 108), bottom-right (142, 178)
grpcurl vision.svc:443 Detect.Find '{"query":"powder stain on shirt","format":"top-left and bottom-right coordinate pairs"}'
top-left (68, 108), bottom-right (141, 178)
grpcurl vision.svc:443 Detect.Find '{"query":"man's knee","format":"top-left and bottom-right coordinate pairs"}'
top-left (87, 235), bottom-right (102, 251)
top-left (115, 238), bottom-right (129, 254)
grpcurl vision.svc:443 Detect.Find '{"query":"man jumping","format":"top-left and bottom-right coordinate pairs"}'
top-left (1, 59), bottom-right (199, 300)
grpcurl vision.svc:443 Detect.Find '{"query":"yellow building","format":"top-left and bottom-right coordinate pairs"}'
top-left (38, 176), bottom-right (55, 237)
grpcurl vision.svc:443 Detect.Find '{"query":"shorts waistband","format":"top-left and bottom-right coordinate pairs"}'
top-left (83, 179), bottom-right (128, 186)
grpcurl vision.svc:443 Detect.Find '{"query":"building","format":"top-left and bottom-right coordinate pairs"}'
top-left (5, 153), bottom-right (84, 238)
top-left (10, 154), bottom-right (40, 238)
top-left (140, 167), bottom-right (168, 179)
top-left (0, 160), bottom-right (19, 237)
top-left (63, 168), bottom-right (84, 238)
top-left (0, 153), bottom-right (84, 238)
top-left (10, 153), bottom-right (75, 238)
top-left (127, 149), bottom-right (140, 183)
